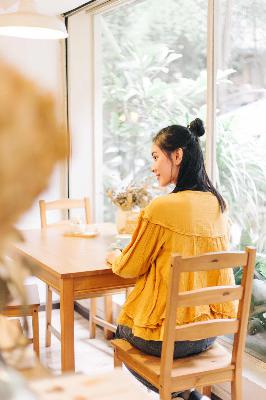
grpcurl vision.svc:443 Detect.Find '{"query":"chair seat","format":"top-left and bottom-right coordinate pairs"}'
top-left (5, 284), bottom-right (40, 310)
top-left (111, 339), bottom-right (234, 390)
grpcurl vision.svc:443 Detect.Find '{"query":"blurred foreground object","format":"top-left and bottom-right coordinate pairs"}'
top-left (0, 60), bottom-right (68, 242)
top-left (0, 59), bottom-right (68, 352)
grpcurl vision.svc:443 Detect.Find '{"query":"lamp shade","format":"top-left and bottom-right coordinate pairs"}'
top-left (0, 1), bottom-right (68, 40)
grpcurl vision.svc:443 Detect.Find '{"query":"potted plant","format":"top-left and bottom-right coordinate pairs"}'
top-left (107, 185), bottom-right (152, 234)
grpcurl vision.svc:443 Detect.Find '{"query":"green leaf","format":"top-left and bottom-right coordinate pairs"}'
top-left (256, 260), bottom-right (266, 279)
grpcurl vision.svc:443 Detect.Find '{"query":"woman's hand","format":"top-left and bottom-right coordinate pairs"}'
top-left (106, 249), bottom-right (122, 265)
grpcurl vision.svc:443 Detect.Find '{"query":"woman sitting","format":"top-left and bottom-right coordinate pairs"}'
top-left (107, 118), bottom-right (236, 400)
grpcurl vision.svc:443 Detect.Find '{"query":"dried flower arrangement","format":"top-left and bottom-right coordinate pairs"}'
top-left (107, 185), bottom-right (152, 211)
top-left (0, 61), bottom-right (67, 353)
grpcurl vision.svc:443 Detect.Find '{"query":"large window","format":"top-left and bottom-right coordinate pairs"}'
top-left (94, 0), bottom-right (208, 221)
top-left (68, 0), bottom-right (266, 367)
top-left (216, 0), bottom-right (266, 362)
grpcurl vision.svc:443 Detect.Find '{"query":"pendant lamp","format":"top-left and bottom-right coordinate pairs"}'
top-left (0, 0), bottom-right (68, 40)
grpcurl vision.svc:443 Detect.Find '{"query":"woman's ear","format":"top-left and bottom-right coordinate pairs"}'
top-left (173, 148), bottom-right (183, 166)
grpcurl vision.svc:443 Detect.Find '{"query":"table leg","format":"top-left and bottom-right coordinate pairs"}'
top-left (60, 278), bottom-right (75, 372)
top-left (45, 285), bottom-right (52, 347)
top-left (89, 298), bottom-right (97, 339)
top-left (32, 306), bottom-right (40, 357)
top-left (104, 295), bottom-right (114, 339)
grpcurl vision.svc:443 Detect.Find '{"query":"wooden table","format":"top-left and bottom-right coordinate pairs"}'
top-left (14, 224), bottom-right (135, 372)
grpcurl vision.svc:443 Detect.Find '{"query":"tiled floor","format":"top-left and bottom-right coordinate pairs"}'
top-left (25, 277), bottom-right (125, 374)
top-left (38, 309), bottom-right (113, 375)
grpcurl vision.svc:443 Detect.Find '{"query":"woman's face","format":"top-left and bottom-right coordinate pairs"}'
top-left (151, 143), bottom-right (182, 187)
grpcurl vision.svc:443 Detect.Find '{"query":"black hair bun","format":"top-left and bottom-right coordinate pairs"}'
top-left (188, 118), bottom-right (205, 137)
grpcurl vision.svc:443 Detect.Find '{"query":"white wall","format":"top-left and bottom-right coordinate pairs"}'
top-left (67, 11), bottom-right (99, 312)
top-left (67, 11), bottom-right (95, 217)
top-left (0, 36), bottom-right (68, 228)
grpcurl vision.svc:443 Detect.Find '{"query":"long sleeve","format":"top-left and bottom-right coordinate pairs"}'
top-left (112, 211), bottom-right (165, 279)
top-left (113, 192), bottom-right (236, 341)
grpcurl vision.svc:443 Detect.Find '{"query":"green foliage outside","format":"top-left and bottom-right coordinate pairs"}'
top-left (99, 0), bottom-right (266, 343)
top-left (234, 256), bottom-right (266, 335)
top-left (216, 119), bottom-right (266, 254)
top-left (101, 0), bottom-right (208, 219)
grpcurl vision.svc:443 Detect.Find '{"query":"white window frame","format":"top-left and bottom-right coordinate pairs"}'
top-left (89, 0), bottom-right (142, 221)
top-left (206, 0), bottom-right (217, 181)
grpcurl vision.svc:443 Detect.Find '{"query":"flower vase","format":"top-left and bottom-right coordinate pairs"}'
top-left (116, 208), bottom-right (139, 234)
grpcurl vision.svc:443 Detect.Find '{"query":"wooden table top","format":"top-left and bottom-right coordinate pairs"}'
top-left (14, 223), bottom-right (118, 278)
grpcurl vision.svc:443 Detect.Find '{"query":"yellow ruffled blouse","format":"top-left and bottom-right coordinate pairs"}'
top-left (112, 191), bottom-right (237, 341)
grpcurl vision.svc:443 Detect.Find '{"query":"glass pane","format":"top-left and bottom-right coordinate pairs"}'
top-left (95, 0), bottom-right (208, 221)
top-left (216, 0), bottom-right (266, 362)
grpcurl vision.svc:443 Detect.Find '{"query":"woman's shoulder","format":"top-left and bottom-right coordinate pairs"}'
top-left (142, 191), bottom-right (228, 236)
top-left (143, 193), bottom-right (184, 220)
top-left (145, 191), bottom-right (196, 211)
top-left (145, 193), bottom-right (173, 208)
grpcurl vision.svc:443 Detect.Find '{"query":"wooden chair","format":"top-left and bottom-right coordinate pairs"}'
top-left (3, 284), bottom-right (40, 357)
top-left (39, 198), bottom-right (91, 228)
top-left (111, 247), bottom-right (256, 400)
top-left (39, 197), bottom-right (115, 346)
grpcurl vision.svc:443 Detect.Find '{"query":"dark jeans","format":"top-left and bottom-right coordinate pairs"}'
top-left (116, 325), bottom-right (216, 398)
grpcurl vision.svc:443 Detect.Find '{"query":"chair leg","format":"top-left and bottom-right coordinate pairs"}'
top-left (45, 285), bottom-right (52, 347)
top-left (104, 295), bottom-right (113, 340)
top-left (89, 298), bottom-right (97, 338)
top-left (159, 386), bottom-right (172, 400)
top-left (113, 348), bottom-right (122, 368)
top-left (203, 386), bottom-right (212, 398)
top-left (231, 372), bottom-right (242, 400)
top-left (32, 306), bottom-right (40, 357)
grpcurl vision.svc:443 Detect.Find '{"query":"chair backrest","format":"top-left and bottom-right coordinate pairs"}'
top-left (39, 198), bottom-right (91, 228)
top-left (160, 247), bottom-right (256, 384)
